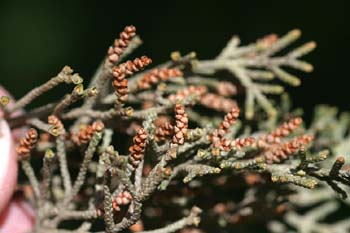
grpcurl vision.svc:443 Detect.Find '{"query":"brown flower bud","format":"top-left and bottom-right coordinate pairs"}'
top-left (209, 106), bottom-right (240, 148)
top-left (172, 104), bottom-right (188, 145)
top-left (200, 93), bottom-right (237, 113)
top-left (217, 137), bottom-right (255, 152)
top-left (112, 191), bottom-right (133, 211)
top-left (48, 115), bottom-right (65, 136)
top-left (72, 121), bottom-right (104, 145)
top-left (234, 137), bottom-right (255, 150)
top-left (129, 128), bottom-right (147, 168)
top-left (17, 128), bottom-right (38, 160)
top-left (137, 68), bottom-right (183, 90)
top-left (217, 106), bottom-right (240, 137)
top-left (216, 82), bottom-right (237, 96)
top-left (264, 135), bottom-right (313, 163)
top-left (155, 121), bottom-right (174, 142)
top-left (112, 56), bottom-right (152, 103)
top-left (108, 25), bottom-right (136, 63)
top-left (258, 117), bottom-right (303, 148)
top-left (168, 86), bottom-right (207, 103)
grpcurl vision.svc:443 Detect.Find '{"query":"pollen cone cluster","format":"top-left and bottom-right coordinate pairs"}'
top-left (258, 117), bottom-right (303, 148)
top-left (17, 128), bottom-right (38, 160)
top-left (108, 25), bottom-right (136, 63)
top-left (172, 104), bottom-right (188, 145)
top-left (112, 56), bottom-right (152, 102)
top-left (265, 135), bottom-right (314, 163)
top-left (200, 93), bottom-right (237, 113)
top-left (209, 106), bottom-right (240, 149)
top-left (112, 191), bottom-right (133, 211)
top-left (137, 68), bottom-right (183, 90)
top-left (168, 86), bottom-right (207, 102)
top-left (155, 121), bottom-right (174, 142)
top-left (48, 115), bottom-right (65, 136)
top-left (129, 128), bottom-right (147, 168)
top-left (73, 121), bottom-right (104, 145)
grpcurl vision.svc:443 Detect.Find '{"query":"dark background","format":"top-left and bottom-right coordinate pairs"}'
top-left (0, 0), bottom-right (349, 119)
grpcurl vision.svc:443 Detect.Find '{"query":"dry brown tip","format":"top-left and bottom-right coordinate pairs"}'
top-left (92, 120), bottom-right (105, 132)
top-left (336, 156), bottom-right (345, 164)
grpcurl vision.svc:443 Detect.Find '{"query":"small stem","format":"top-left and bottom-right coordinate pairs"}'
top-left (28, 118), bottom-right (52, 133)
top-left (9, 66), bottom-right (75, 113)
top-left (21, 160), bottom-right (41, 201)
top-left (41, 149), bottom-right (55, 201)
top-left (63, 132), bottom-right (102, 205)
top-left (139, 206), bottom-right (202, 233)
top-left (52, 85), bottom-right (85, 117)
top-left (8, 103), bottom-right (56, 129)
top-left (56, 136), bottom-right (72, 196)
top-left (103, 184), bottom-right (115, 233)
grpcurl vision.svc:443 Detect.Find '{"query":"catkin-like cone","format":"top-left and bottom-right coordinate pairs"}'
top-left (265, 135), bottom-right (313, 163)
top-left (209, 106), bottom-right (240, 148)
top-left (16, 128), bottom-right (38, 160)
top-left (112, 56), bottom-right (152, 102)
top-left (137, 68), bottom-right (183, 90)
top-left (257, 117), bottom-right (303, 148)
top-left (108, 25), bottom-right (137, 63)
top-left (168, 86), bottom-right (207, 102)
top-left (72, 121), bottom-right (104, 145)
top-left (172, 104), bottom-right (188, 145)
top-left (129, 128), bottom-right (147, 168)
top-left (155, 121), bottom-right (174, 141)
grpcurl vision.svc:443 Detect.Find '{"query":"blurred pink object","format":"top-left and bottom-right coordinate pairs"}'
top-left (0, 86), bottom-right (34, 232)
top-left (0, 119), bottom-right (17, 214)
top-left (0, 199), bottom-right (35, 233)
